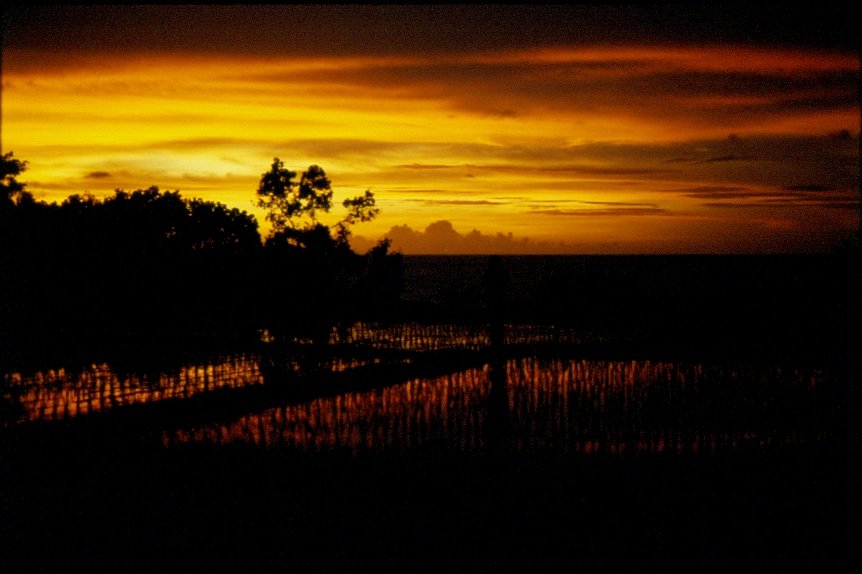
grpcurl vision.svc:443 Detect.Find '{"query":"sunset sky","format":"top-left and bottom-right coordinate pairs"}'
top-left (2, 5), bottom-right (859, 253)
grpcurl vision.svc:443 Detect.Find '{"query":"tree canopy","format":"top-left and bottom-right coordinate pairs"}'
top-left (0, 152), bottom-right (404, 354)
top-left (0, 167), bottom-right (264, 348)
top-left (256, 158), bottom-right (379, 246)
top-left (0, 151), bottom-right (33, 209)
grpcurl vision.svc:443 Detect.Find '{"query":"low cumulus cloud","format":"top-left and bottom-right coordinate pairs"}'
top-left (350, 220), bottom-right (571, 254)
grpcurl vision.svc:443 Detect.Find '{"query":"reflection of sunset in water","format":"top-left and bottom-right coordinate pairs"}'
top-left (3, 355), bottom-right (264, 421)
top-left (1, 324), bottom-right (586, 423)
top-left (161, 357), bottom-right (836, 457)
top-left (3, 315), bottom-right (846, 459)
top-left (166, 367), bottom-right (491, 453)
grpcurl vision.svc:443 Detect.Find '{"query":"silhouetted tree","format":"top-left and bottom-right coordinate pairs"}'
top-left (1, 154), bottom-right (405, 362)
top-left (355, 238), bottom-right (404, 318)
top-left (0, 152), bottom-right (40, 352)
top-left (256, 158), bottom-right (379, 246)
top-left (254, 158), bottom-right (399, 345)
top-left (0, 152), bottom-right (32, 209)
top-left (1, 163), bottom-right (265, 354)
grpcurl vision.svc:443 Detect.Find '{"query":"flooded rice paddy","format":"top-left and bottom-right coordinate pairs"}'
top-left (2, 322), bottom-right (850, 459)
top-left (2, 320), bottom-right (857, 572)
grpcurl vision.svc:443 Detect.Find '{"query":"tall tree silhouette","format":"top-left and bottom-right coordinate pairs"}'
top-left (254, 158), bottom-right (399, 346)
top-left (256, 158), bottom-right (378, 246)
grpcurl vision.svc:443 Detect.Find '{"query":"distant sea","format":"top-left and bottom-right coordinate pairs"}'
top-left (399, 253), bottom-right (842, 305)
top-left (398, 253), bottom-right (859, 363)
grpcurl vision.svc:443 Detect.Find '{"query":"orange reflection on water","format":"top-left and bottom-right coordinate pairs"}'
top-left (3, 354), bottom-right (265, 421)
top-left (166, 367), bottom-right (491, 453)
top-left (331, 322), bottom-right (588, 351)
top-left (162, 357), bottom-right (834, 457)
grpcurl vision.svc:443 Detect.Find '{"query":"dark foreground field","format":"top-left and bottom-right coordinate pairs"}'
top-left (2, 254), bottom-right (859, 572)
top-left (2, 415), bottom-right (858, 573)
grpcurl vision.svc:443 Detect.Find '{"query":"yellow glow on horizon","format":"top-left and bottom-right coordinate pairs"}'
top-left (2, 45), bottom-right (858, 253)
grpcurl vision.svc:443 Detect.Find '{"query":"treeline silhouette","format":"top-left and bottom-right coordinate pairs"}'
top-left (0, 153), bottom-right (404, 359)
top-left (2, 151), bottom-right (859, 367)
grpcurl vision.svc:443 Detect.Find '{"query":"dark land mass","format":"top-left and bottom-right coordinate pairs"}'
top-left (2, 430), bottom-right (858, 572)
top-left (2, 251), bottom-right (860, 572)
top-left (2, 158), bottom-right (860, 571)
top-left (3, 252), bottom-right (860, 369)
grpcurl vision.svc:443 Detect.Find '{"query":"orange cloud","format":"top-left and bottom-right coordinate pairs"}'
top-left (1, 40), bottom-right (858, 253)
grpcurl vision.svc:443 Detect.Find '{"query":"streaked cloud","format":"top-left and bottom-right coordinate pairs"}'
top-left (533, 207), bottom-right (670, 217)
top-left (1, 6), bottom-right (858, 253)
top-left (705, 155), bottom-right (754, 163)
top-left (783, 184), bottom-right (836, 192)
top-left (413, 199), bottom-right (504, 206)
